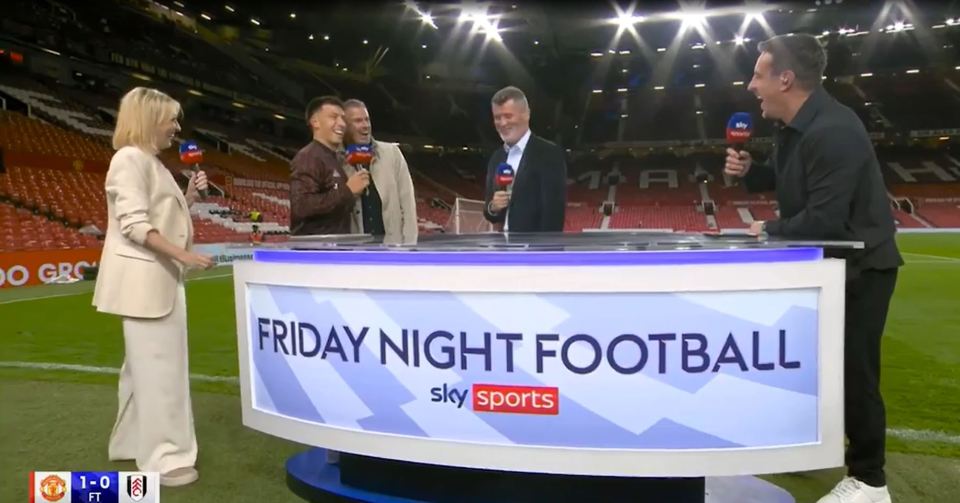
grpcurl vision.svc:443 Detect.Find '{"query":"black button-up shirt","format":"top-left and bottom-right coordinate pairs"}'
top-left (360, 176), bottom-right (386, 236)
top-left (744, 86), bottom-right (903, 273)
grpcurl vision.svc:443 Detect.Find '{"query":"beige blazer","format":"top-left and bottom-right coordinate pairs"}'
top-left (93, 146), bottom-right (194, 319)
top-left (345, 140), bottom-right (418, 244)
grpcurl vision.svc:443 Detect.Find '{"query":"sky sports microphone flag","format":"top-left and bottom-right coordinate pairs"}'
top-left (30, 471), bottom-right (160, 503)
top-left (345, 144), bottom-right (374, 167)
top-left (178, 140), bottom-right (206, 198)
top-left (726, 112), bottom-right (753, 145)
top-left (495, 162), bottom-right (514, 190)
top-left (346, 144), bottom-right (374, 194)
top-left (178, 140), bottom-right (203, 165)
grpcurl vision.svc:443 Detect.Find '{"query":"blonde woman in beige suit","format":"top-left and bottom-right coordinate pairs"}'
top-left (93, 87), bottom-right (213, 487)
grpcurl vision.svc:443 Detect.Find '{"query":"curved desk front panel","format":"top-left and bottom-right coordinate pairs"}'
top-left (233, 246), bottom-right (845, 478)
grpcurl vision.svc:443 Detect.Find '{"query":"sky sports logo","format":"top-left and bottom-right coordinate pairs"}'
top-left (430, 383), bottom-right (559, 415)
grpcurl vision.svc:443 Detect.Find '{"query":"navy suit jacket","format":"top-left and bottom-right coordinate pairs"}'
top-left (482, 134), bottom-right (567, 232)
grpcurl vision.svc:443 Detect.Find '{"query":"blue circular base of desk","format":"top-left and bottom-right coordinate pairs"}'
top-left (285, 449), bottom-right (794, 503)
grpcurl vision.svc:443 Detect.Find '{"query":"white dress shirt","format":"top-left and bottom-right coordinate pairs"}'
top-left (503, 128), bottom-right (532, 231)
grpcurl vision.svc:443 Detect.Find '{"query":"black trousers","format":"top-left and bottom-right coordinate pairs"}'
top-left (844, 267), bottom-right (898, 487)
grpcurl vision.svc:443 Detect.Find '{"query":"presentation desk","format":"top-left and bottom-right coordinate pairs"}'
top-left (232, 232), bottom-right (862, 503)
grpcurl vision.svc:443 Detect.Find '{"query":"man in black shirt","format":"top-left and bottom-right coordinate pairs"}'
top-left (725, 34), bottom-right (902, 503)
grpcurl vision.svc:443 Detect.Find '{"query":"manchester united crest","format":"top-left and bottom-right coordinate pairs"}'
top-left (39, 474), bottom-right (67, 502)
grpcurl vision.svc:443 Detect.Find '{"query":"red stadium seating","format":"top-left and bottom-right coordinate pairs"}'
top-left (0, 203), bottom-right (100, 252)
top-left (408, 153), bottom-right (485, 202)
top-left (714, 205), bottom-right (750, 229)
top-left (750, 205), bottom-right (780, 222)
top-left (0, 166), bottom-right (108, 230)
top-left (2, 79), bottom-right (960, 254)
top-left (916, 203), bottom-right (960, 228)
top-left (891, 209), bottom-right (928, 229)
top-left (609, 205), bottom-right (709, 231)
top-left (0, 110), bottom-right (112, 161)
top-left (210, 188), bottom-right (290, 228)
top-left (416, 202), bottom-right (452, 229)
top-left (564, 206), bottom-right (602, 232)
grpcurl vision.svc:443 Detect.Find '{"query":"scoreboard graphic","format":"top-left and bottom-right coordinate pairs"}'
top-left (30, 472), bottom-right (160, 503)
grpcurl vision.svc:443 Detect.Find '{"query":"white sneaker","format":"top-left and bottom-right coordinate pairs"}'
top-left (817, 476), bottom-right (891, 503)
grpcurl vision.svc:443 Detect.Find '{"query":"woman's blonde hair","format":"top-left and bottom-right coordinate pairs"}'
top-left (112, 87), bottom-right (182, 152)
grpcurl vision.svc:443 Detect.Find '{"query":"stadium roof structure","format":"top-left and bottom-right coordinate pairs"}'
top-left (155, 0), bottom-right (956, 107)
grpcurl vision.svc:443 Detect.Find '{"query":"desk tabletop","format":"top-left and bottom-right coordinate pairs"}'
top-left (243, 232), bottom-right (864, 266)
top-left (274, 231), bottom-right (864, 253)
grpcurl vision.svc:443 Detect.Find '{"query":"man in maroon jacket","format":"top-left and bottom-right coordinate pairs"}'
top-left (290, 96), bottom-right (370, 235)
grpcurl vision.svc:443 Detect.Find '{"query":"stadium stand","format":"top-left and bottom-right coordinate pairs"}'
top-left (0, 0), bottom-right (958, 256)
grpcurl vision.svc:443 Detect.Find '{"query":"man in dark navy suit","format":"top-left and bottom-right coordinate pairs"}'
top-left (483, 86), bottom-right (567, 232)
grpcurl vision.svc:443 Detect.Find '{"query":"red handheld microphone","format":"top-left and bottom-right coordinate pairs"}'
top-left (178, 140), bottom-right (207, 198)
top-left (346, 144), bottom-right (374, 195)
top-left (726, 112), bottom-right (753, 148)
top-left (725, 113), bottom-right (753, 187)
top-left (495, 162), bottom-right (515, 191)
top-left (345, 144), bottom-right (374, 167)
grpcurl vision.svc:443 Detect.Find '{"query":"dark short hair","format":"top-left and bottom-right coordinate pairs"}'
top-left (305, 95), bottom-right (344, 124)
top-left (343, 99), bottom-right (367, 111)
top-left (491, 86), bottom-right (529, 111)
top-left (757, 34), bottom-right (827, 90)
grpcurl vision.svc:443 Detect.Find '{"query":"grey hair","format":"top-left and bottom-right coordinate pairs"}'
top-left (491, 86), bottom-right (529, 112)
top-left (757, 34), bottom-right (827, 90)
top-left (343, 99), bottom-right (367, 111)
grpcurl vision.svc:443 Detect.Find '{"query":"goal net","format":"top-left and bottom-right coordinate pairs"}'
top-left (445, 197), bottom-right (494, 234)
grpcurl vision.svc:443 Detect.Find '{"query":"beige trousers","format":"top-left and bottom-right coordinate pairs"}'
top-left (108, 283), bottom-right (197, 474)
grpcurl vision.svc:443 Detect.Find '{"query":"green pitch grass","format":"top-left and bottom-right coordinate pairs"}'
top-left (2, 234), bottom-right (959, 502)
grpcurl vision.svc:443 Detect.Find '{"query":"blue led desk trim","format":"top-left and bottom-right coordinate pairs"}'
top-left (253, 247), bottom-right (823, 266)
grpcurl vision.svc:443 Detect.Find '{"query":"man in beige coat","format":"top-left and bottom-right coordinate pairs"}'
top-left (341, 99), bottom-right (418, 245)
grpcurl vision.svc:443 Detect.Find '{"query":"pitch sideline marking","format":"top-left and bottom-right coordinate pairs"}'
top-left (0, 273), bottom-right (232, 305)
top-left (902, 252), bottom-right (960, 262)
top-left (0, 360), bottom-right (237, 383)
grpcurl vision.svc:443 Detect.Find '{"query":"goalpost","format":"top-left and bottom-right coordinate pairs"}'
top-left (445, 197), bottom-right (494, 234)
